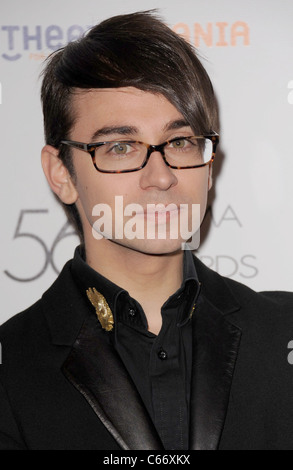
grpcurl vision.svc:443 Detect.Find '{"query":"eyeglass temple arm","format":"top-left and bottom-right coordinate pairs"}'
top-left (61, 140), bottom-right (89, 152)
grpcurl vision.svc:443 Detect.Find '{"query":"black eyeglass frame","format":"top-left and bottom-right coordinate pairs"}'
top-left (60, 134), bottom-right (219, 174)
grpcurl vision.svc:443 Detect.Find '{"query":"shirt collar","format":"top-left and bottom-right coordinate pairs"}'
top-left (71, 245), bottom-right (125, 315)
top-left (182, 247), bottom-right (199, 285)
top-left (71, 245), bottom-right (199, 329)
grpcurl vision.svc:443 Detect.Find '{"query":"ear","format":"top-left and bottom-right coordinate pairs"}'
top-left (41, 145), bottom-right (78, 204)
top-left (208, 162), bottom-right (213, 190)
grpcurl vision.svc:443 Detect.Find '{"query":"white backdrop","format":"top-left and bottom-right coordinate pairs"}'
top-left (1, 0), bottom-right (293, 325)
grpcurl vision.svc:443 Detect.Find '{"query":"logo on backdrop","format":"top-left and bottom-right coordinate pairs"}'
top-left (173, 21), bottom-right (250, 47)
top-left (0, 20), bottom-right (250, 61)
top-left (4, 209), bottom-right (79, 282)
top-left (0, 24), bottom-right (87, 61)
top-left (198, 204), bottom-right (258, 279)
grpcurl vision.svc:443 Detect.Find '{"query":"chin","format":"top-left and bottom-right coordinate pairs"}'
top-left (110, 237), bottom-right (186, 256)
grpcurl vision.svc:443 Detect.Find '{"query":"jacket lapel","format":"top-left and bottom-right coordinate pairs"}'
top-left (190, 257), bottom-right (242, 450)
top-left (62, 314), bottom-right (163, 450)
top-left (42, 261), bottom-right (163, 450)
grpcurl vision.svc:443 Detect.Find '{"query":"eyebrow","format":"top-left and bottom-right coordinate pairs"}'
top-left (90, 119), bottom-right (191, 142)
top-left (90, 126), bottom-right (138, 141)
top-left (163, 119), bottom-right (191, 132)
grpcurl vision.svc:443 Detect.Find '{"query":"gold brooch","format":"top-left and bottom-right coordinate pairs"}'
top-left (86, 287), bottom-right (114, 331)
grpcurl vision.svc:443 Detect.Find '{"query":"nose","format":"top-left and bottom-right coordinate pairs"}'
top-left (139, 149), bottom-right (178, 191)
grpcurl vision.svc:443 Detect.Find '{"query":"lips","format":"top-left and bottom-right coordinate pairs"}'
top-left (142, 204), bottom-right (181, 224)
top-left (115, 199), bottom-right (189, 226)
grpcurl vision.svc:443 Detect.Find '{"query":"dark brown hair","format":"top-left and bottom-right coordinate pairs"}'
top-left (41, 10), bottom-right (219, 239)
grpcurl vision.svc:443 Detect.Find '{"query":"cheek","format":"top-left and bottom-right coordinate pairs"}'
top-left (75, 170), bottom-right (132, 222)
top-left (182, 167), bottom-right (210, 198)
top-left (181, 169), bottom-right (210, 220)
top-left (73, 163), bottom-right (105, 223)
top-left (77, 181), bottom-right (108, 223)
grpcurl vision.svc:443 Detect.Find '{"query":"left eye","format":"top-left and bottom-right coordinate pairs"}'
top-left (171, 139), bottom-right (187, 149)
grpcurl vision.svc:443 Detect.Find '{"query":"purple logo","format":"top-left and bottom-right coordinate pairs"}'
top-left (1, 24), bottom-right (88, 61)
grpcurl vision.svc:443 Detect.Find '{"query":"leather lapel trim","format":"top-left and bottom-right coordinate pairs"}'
top-left (62, 314), bottom-right (163, 450)
top-left (189, 295), bottom-right (242, 450)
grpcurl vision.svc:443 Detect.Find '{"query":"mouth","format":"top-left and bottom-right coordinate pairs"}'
top-left (141, 204), bottom-right (182, 224)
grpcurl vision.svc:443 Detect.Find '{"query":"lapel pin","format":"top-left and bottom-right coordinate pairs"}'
top-left (86, 287), bottom-right (114, 332)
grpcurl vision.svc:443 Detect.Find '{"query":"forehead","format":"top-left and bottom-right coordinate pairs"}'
top-left (72, 86), bottom-right (174, 107)
top-left (70, 87), bottom-right (190, 139)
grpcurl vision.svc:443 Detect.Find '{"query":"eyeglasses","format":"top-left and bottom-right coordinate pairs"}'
top-left (60, 134), bottom-right (219, 174)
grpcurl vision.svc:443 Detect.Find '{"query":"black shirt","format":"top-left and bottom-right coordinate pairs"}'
top-left (71, 246), bottom-right (200, 450)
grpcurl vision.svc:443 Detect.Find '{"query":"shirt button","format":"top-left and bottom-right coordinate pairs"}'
top-left (128, 308), bottom-right (136, 317)
top-left (158, 349), bottom-right (168, 360)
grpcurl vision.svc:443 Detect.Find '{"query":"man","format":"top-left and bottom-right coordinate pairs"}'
top-left (1, 11), bottom-right (293, 451)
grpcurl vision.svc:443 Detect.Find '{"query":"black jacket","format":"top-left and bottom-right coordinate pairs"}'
top-left (1, 255), bottom-right (293, 450)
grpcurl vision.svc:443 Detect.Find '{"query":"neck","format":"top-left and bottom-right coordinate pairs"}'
top-left (84, 238), bottom-right (184, 334)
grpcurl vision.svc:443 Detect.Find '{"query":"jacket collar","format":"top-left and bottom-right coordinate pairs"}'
top-left (193, 255), bottom-right (241, 314)
top-left (42, 254), bottom-right (242, 450)
top-left (41, 260), bottom-right (89, 346)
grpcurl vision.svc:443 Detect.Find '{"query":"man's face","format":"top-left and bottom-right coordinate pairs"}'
top-left (69, 87), bottom-right (212, 255)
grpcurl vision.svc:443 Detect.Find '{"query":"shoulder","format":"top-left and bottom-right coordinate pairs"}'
top-left (220, 277), bottom-right (293, 338)
top-left (0, 296), bottom-right (53, 392)
top-left (225, 274), bottom-right (293, 306)
top-left (194, 253), bottom-right (293, 302)
top-left (0, 260), bottom-right (77, 365)
top-left (193, 254), bottom-right (293, 324)
top-left (224, 274), bottom-right (293, 310)
top-left (0, 298), bottom-right (47, 348)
